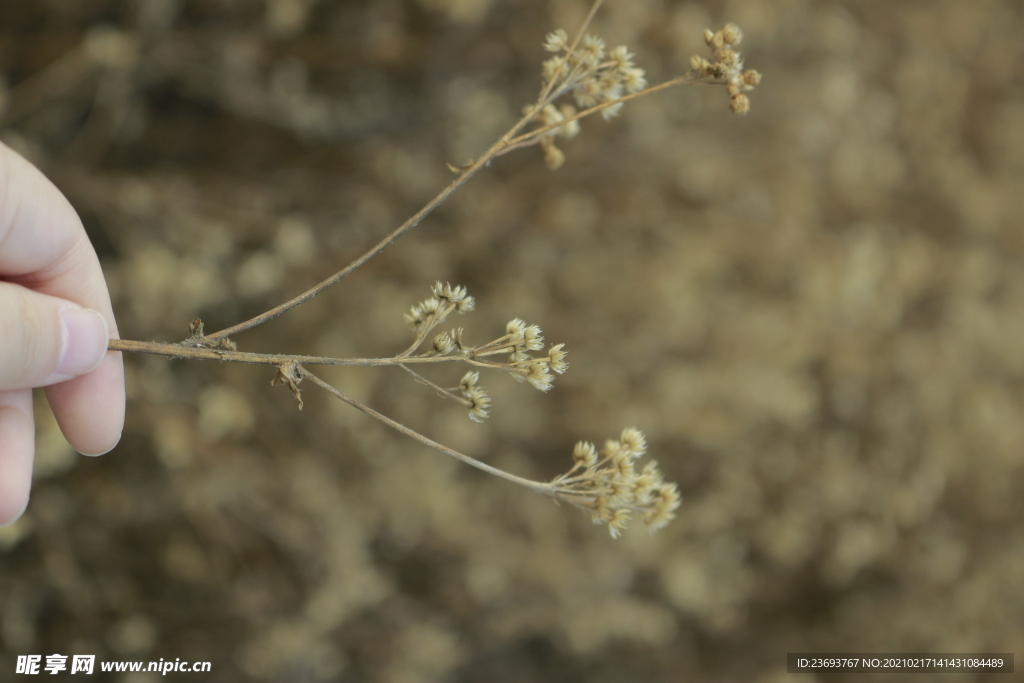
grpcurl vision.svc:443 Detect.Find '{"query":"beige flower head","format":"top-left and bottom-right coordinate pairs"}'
top-left (549, 428), bottom-right (680, 538)
top-left (689, 22), bottom-right (760, 115)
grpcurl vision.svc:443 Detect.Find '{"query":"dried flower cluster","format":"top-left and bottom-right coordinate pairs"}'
top-left (97, 2), bottom-right (757, 539)
top-left (390, 287), bottom-right (678, 538)
top-left (548, 428), bottom-right (680, 537)
top-left (403, 281), bottom-right (476, 339)
top-left (517, 17), bottom-right (759, 171)
top-left (687, 23), bottom-right (762, 115)
top-left (542, 31), bottom-right (649, 115)
top-left (530, 29), bottom-right (648, 168)
top-left (533, 103), bottom-right (581, 170)
top-left (399, 283), bottom-right (568, 419)
top-left (394, 288), bottom-right (677, 538)
top-left (458, 371), bottom-right (491, 423)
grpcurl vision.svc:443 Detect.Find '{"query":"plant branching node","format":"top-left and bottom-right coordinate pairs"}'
top-left (211, 337), bottom-right (238, 351)
top-left (271, 361), bottom-right (304, 410)
top-left (185, 318), bottom-right (237, 350)
top-left (186, 318), bottom-right (206, 345)
top-left (446, 159), bottom-right (474, 174)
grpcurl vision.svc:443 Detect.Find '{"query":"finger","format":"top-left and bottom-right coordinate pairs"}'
top-left (0, 142), bottom-right (125, 454)
top-left (0, 142), bottom-right (111, 303)
top-left (45, 351), bottom-right (124, 456)
top-left (0, 389), bottom-right (34, 527)
top-left (0, 281), bottom-right (110, 389)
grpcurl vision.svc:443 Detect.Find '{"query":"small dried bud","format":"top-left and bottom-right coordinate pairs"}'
top-left (420, 297), bottom-right (440, 315)
top-left (573, 441), bottom-right (599, 467)
top-left (620, 427), bottom-right (647, 456)
top-left (525, 361), bottom-right (554, 392)
top-left (450, 327), bottom-right (465, 350)
top-left (722, 22), bottom-right (743, 46)
top-left (404, 305), bottom-right (424, 329)
top-left (717, 48), bottom-right (738, 67)
top-left (730, 93), bottom-right (750, 115)
top-left (465, 386), bottom-right (491, 422)
top-left (543, 142), bottom-right (566, 170)
top-left (612, 455), bottom-right (636, 480)
top-left (509, 347), bottom-right (531, 363)
top-left (633, 467), bottom-right (659, 504)
top-left (433, 332), bottom-right (455, 354)
top-left (600, 101), bottom-right (624, 121)
top-left (460, 371), bottom-right (479, 391)
top-left (574, 78), bottom-right (602, 108)
top-left (643, 483), bottom-right (681, 531)
top-left (580, 34), bottom-right (606, 66)
top-left (609, 45), bottom-right (634, 69)
top-left (432, 281), bottom-right (469, 303)
top-left (540, 103), bottom-right (564, 126)
top-left (548, 343), bottom-right (569, 374)
top-left (543, 28), bottom-right (568, 52)
top-left (742, 69), bottom-right (762, 87)
top-left (608, 508), bottom-right (631, 538)
top-left (523, 324), bottom-right (544, 351)
top-left (607, 481), bottom-right (632, 508)
top-left (558, 105), bottom-right (581, 138)
top-left (621, 66), bottom-right (648, 93)
top-left (703, 28), bottom-right (715, 45)
top-left (597, 71), bottom-right (622, 100)
top-left (543, 55), bottom-right (569, 83)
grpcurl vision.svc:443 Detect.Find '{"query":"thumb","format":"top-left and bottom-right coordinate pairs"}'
top-left (0, 281), bottom-right (110, 390)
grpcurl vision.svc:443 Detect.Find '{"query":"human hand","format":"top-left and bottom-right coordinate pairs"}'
top-left (0, 141), bottom-right (125, 526)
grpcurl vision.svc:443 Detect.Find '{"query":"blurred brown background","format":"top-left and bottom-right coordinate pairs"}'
top-left (1, 0), bottom-right (1022, 681)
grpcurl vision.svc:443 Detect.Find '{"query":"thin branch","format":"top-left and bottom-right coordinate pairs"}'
top-left (536, 0), bottom-right (604, 104)
top-left (205, 109), bottom-right (548, 345)
top-left (504, 74), bottom-right (701, 153)
top-left (108, 338), bottom-right (505, 369)
top-left (399, 365), bottom-right (470, 406)
top-left (299, 368), bottom-right (554, 494)
top-left (200, 2), bottom-right (611, 345)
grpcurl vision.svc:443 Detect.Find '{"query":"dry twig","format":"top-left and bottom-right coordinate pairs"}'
top-left (106, 1), bottom-right (760, 536)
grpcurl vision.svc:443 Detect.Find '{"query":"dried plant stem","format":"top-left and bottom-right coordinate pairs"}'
top-left (94, 0), bottom-right (711, 537)
top-left (399, 365), bottom-right (471, 407)
top-left (298, 367), bottom-right (681, 539)
top-left (113, 72), bottom-right (701, 355)
top-left (198, 0), bottom-right (611, 345)
top-left (504, 74), bottom-right (700, 152)
top-left (202, 154), bottom-right (485, 343)
top-left (96, 0), bottom-right (717, 356)
top-left (108, 338), bottom-right (513, 369)
top-left (202, 96), bottom-right (554, 343)
top-left (300, 367), bottom-right (553, 494)
top-left (536, 0), bottom-right (604, 103)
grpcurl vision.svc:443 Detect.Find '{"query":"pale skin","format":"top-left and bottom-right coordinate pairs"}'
top-left (0, 141), bottom-right (125, 526)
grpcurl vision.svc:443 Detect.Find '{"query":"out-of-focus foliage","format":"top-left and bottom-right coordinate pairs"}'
top-left (1, 1), bottom-right (1022, 681)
